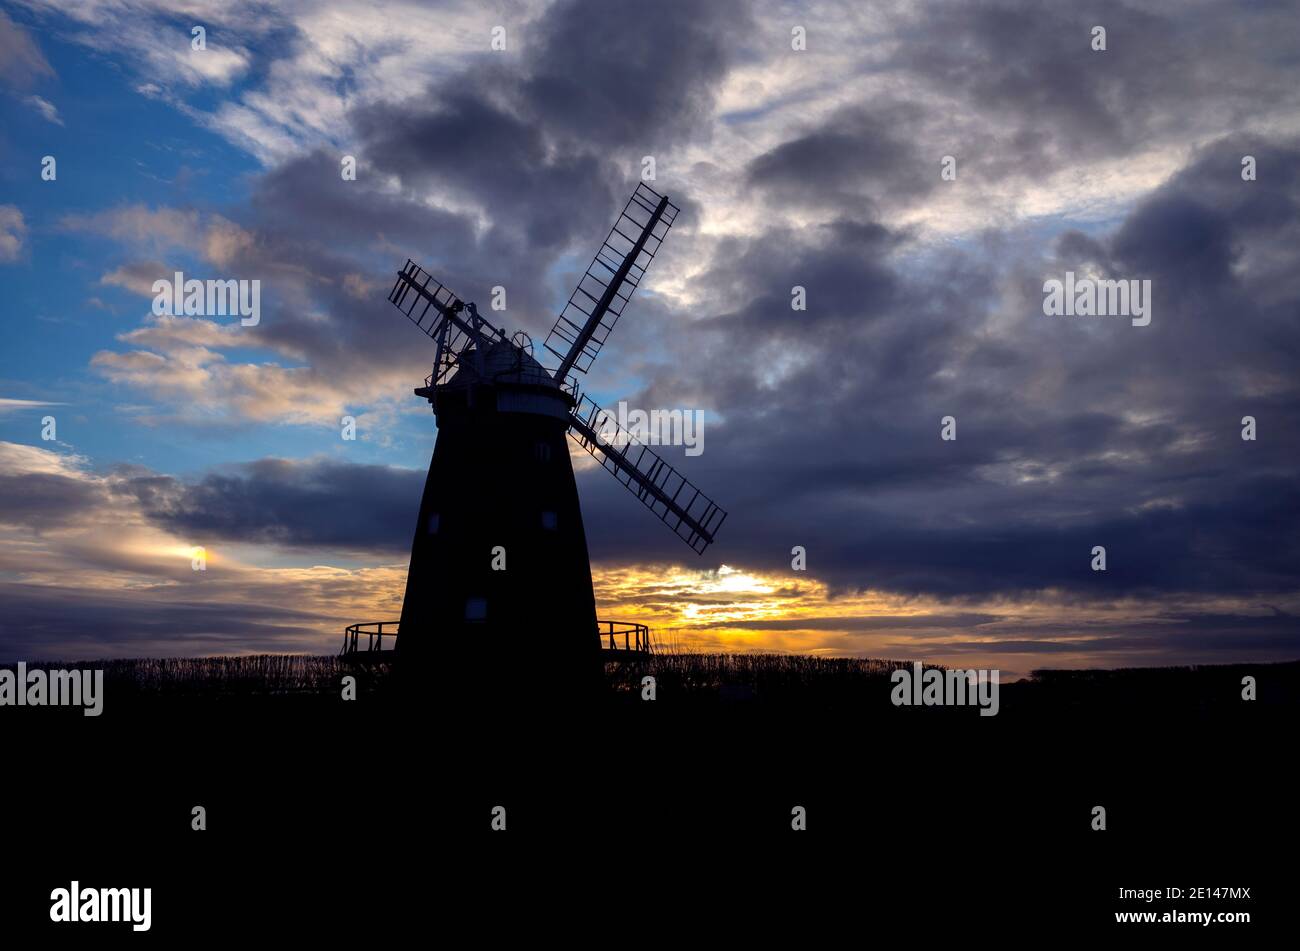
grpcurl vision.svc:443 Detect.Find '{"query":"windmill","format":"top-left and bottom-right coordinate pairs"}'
top-left (343, 184), bottom-right (726, 699)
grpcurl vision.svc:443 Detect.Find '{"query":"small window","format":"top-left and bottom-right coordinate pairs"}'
top-left (427, 513), bottom-right (440, 534)
top-left (465, 597), bottom-right (487, 622)
top-left (535, 441), bottom-right (552, 463)
top-left (541, 511), bottom-right (558, 530)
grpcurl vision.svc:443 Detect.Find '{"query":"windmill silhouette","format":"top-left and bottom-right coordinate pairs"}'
top-left (343, 184), bottom-right (726, 698)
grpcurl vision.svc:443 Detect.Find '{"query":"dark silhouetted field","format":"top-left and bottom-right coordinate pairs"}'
top-left (5, 653), bottom-right (1296, 716)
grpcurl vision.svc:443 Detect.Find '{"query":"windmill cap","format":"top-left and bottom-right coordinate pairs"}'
top-left (449, 338), bottom-right (563, 390)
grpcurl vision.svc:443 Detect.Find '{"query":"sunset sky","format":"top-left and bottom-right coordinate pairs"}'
top-left (2, 0), bottom-right (1299, 678)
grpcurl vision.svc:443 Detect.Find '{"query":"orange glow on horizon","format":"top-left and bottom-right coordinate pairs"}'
top-left (587, 561), bottom-right (1300, 680)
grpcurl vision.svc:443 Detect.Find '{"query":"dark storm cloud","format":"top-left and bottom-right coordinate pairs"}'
top-left (931, 615), bottom-right (1300, 656)
top-left (0, 582), bottom-right (329, 661)
top-left (348, 89), bottom-right (619, 323)
top-left (51, 0), bottom-right (1300, 628)
top-left (119, 457), bottom-right (422, 553)
top-left (887, 1), bottom-right (1300, 176)
top-left (1052, 231), bottom-right (1111, 271)
top-left (249, 149), bottom-right (478, 261)
top-left (1113, 197), bottom-right (1235, 287)
top-left (1052, 136), bottom-right (1300, 381)
top-left (237, 152), bottom-right (471, 380)
top-left (1108, 137), bottom-right (1300, 299)
top-left (581, 133), bottom-right (1300, 604)
top-left (738, 2), bottom-right (1300, 200)
top-left (699, 219), bottom-right (904, 334)
top-left (352, 90), bottom-right (615, 254)
top-left (890, 2), bottom-right (1146, 168)
top-left (119, 125), bottom-right (1300, 607)
top-left (744, 104), bottom-right (936, 214)
top-left (354, 0), bottom-right (750, 249)
top-left (209, 0), bottom-right (753, 385)
top-left (517, 0), bottom-right (749, 150)
top-left (0, 470), bottom-right (105, 529)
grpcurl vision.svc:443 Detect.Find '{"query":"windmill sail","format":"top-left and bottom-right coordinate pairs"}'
top-left (389, 259), bottom-right (507, 386)
top-left (543, 183), bottom-right (679, 381)
top-left (568, 394), bottom-right (726, 555)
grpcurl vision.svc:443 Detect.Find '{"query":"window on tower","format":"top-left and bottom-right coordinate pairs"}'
top-left (427, 512), bottom-right (440, 534)
top-left (465, 598), bottom-right (487, 622)
top-left (535, 441), bottom-right (552, 463)
top-left (541, 511), bottom-right (558, 530)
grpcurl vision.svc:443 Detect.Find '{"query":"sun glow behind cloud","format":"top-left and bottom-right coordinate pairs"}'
top-left (591, 560), bottom-right (1300, 680)
top-left (1, 439), bottom-right (1296, 675)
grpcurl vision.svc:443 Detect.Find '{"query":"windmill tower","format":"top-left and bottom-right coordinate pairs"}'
top-left (344, 184), bottom-right (726, 703)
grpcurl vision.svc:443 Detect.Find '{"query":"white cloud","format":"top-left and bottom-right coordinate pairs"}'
top-left (17, 0), bottom-right (533, 164)
top-left (62, 205), bottom-right (202, 249)
top-left (100, 260), bottom-right (172, 295)
top-left (61, 203), bottom-right (416, 427)
top-left (19, 0), bottom-right (253, 87)
top-left (0, 205), bottom-right (26, 262)
top-left (0, 8), bottom-right (54, 88)
top-left (62, 205), bottom-right (256, 266)
top-left (0, 397), bottom-right (65, 414)
top-left (89, 315), bottom-right (405, 427)
top-left (24, 93), bottom-right (62, 124)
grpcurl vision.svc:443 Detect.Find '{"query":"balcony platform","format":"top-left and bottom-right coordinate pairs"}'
top-left (338, 619), bottom-right (654, 661)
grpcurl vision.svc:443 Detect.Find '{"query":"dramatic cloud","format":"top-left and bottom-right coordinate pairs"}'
top-left (0, 442), bottom-right (409, 659)
top-left (6, 0), bottom-right (1299, 666)
top-left (72, 0), bottom-right (759, 427)
top-left (578, 133), bottom-right (1300, 610)
top-left (121, 455), bottom-right (422, 553)
top-left (3, 441), bottom-right (1293, 674)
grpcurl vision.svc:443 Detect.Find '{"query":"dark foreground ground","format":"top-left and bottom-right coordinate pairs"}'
top-left (6, 653), bottom-right (1295, 939)
top-left (7, 650), bottom-right (1296, 709)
